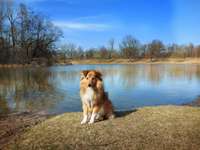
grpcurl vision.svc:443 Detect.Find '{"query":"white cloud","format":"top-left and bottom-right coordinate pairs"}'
top-left (16, 0), bottom-right (67, 4)
top-left (18, 0), bottom-right (83, 5)
top-left (71, 14), bottom-right (110, 22)
top-left (53, 21), bottom-right (111, 31)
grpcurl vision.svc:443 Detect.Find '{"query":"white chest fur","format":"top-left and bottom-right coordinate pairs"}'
top-left (83, 87), bottom-right (94, 108)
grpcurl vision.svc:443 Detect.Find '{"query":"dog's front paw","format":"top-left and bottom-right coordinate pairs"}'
top-left (88, 114), bottom-right (96, 124)
top-left (81, 116), bottom-right (88, 124)
top-left (88, 119), bottom-right (95, 124)
top-left (81, 119), bottom-right (88, 124)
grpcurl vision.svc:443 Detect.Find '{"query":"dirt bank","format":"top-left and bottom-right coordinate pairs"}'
top-left (0, 111), bottom-right (52, 149)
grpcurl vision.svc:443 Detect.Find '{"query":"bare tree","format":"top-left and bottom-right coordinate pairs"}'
top-left (120, 35), bottom-right (140, 60)
top-left (60, 43), bottom-right (76, 60)
top-left (148, 40), bottom-right (164, 61)
top-left (99, 46), bottom-right (109, 59)
top-left (107, 38), bottom-right (115, 59)
top-left (0, 0), bottom-right (6, 63)
top-left (0, 0), bottom-right (5, 38)
top-left (6, 0), bottom-right (17, 49)
top-left (76, 46), bottom-right (84, 59)
top-left (0, 1), bottom-right (62, 64)
top-left (108, 38), bottom-right (114, 51)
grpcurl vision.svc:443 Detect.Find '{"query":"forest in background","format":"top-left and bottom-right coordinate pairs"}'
top-left (0, 0), bottom-right (62, 65)
top-left (1, 1), bottom-right (200, 65)
top-left (58, 37), bottom-right (200, 62)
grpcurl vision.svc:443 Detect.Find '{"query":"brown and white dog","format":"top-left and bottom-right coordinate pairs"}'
top-left (80, 70), bottom-right (115, 124)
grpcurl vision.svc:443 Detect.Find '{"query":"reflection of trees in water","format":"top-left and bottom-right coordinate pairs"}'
top-left (95, 65), bottom-right (139, 89)
top-left (31, 69), bottom-right (54, 91)
top-left (48, 71), bottom-right (80, 93)
top-left (167, 65), bottom-right (200, 81)
top-left (142, 64), bottom-right (200, 84)
top-left (102, 65), bottom-right (164, 86)
top-left (196, 66), bottom-right (200, 81)
top-left (42, 64), bottom-right (200, 97)
top-left (119, 65), bottom-right (139, 89)
top-left (50, 71), bottom-right (78, 82)
top-left (144, 65), bottom-right (164, 85)
top-left (100, 64), bottom-right (200, 88)
top-left (0, 68), bottom-right (63, 114)
top-left (0, 96), bottom-right (9, 114)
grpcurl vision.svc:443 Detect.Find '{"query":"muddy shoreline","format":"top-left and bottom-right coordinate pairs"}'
top-left (183, 97), bottom-right (200, 107)
top-left (0, 111), bottom-right (53, 149)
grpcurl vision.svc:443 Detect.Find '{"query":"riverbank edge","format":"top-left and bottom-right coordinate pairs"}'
top-left (1, 58), bottom-right (200, 67)
top-left (0, 62), bottom-right (72, 68)
top-left (71, 58), bottom-right (200, 65)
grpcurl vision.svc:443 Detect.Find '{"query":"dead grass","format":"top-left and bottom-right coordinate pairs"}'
top-left (71, 58), bottom-right (200, 65)
top-left (1, 58), bottom-right (200, 67)
top-left (6, 106), bottom-right (200, 150)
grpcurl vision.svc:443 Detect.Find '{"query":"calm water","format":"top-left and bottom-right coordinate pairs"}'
top-left (0, 64), bottom-right (200, 115)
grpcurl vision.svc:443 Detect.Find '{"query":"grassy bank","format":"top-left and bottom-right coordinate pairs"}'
top-left (0, 62), bottom-right (72, 68)
top-left (1, 58), bottom-right (200, 67)
top-left (71, 58), bottom-right (200, 64)
top-left (6, 106), bottom-right (200, 150)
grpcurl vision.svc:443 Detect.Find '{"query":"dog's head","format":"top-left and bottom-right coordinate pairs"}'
top-left (80, 70), bottom-right (102, 88)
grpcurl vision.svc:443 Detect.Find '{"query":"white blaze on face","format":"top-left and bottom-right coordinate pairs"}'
top-left (83, 87), bottom-right (94, 108)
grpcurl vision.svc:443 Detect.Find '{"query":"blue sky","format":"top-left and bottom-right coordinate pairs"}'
top-left (17, 0), bottom-right (200, 48)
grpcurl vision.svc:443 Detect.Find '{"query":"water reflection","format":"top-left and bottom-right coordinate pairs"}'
top-left (145, 65), bottom-right (164, 84)
top-left (0, 68), bottom-right (63, 114)
top-left (0, 64), bottom-right (200, 115)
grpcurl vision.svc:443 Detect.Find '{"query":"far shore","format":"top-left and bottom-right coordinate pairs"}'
top-left (71, 58), bottom-right (200, 65)
top-left (0, 62), bottom-right (72, 68)
top-left (1, 58), bottom-right (200, 67)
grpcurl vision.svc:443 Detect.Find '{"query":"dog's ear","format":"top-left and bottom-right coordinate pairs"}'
top-left (95, 71), bottom-right (102, 81)
top-left (80, 70), bottom-right (89, 80)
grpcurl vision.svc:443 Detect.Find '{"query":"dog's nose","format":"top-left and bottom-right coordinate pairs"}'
top-left (88, 84), bottom-right (91, 87)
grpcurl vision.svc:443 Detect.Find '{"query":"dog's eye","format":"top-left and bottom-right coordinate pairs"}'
top-left (86, 77), bottom-right (88, 80)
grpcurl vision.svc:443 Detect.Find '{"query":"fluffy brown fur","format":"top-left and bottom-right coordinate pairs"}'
top-left (80, 70), bottom-right (115, 124)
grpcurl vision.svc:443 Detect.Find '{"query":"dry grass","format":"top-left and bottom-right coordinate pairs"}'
top-left (1, 58), bottom-right (200, 67)
top-left (71, 58), bottom-right (200, 65)
top-left (7, 106), bottom-right (200, 150)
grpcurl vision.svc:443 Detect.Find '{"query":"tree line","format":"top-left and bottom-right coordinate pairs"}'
top-left (58, 35), bottom-right (200, 61)
top-left (0, 0), bottom-right (62, 64)
top-left (1, 1), bottom-right (200, 65)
